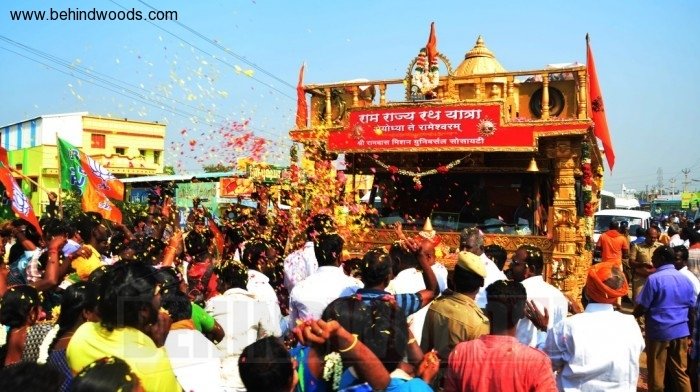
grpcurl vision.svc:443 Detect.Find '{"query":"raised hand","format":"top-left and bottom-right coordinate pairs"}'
top-left (525, 299), bottom-right (549, 332)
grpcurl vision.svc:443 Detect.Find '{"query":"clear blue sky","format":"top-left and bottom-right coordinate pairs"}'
top-left (1, 0), bottom-right (698, 194)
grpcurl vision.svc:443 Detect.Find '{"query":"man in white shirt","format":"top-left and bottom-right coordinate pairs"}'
top-left (163, 291), bottom-right (223, 392)
top-left (541, 262), bottom-right (644, 391)
top-left (509, 245), bottom-right (568, 349)
top-left (459, 227), bottom-right (507, 309)
top-left (207, 262), bottom-right (278, 391)
top-left (242, 239), bottom-right (283, 337)
top-left (283, 225), bottom-right (318, 292)
top-left (674, 245), bottom-right (700, 298)
top-left (669, 225), bottom-right (686, 248)
top-left (387, 236), bottom-right (448, 346)
top-left (388, 238), bottom-right (448, 294)
top-left (288, 233), bottom-right (362, 328)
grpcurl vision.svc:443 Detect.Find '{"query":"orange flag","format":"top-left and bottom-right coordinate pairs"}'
top-left (426, 22), bottom-right (437, 65)
top-left (0, 162), bottom-right (42, 235)
top-left (208, 219), bottom-right (225, 257)
top-left (81, 179), bottom-right (122, 224)
top-left (295, 63), bottom-right (308, 129)
top-left (586, 35), bottom-right (615, 171)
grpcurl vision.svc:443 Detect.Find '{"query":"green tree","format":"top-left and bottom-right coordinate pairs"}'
top-left (163, 165), bottom-right (176, 175)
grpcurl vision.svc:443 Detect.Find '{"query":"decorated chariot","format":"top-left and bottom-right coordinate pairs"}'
top-left (288, 26), bottom-right (611, 301)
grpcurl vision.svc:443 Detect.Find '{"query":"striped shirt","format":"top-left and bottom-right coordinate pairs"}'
top-left (354, 288), bottom-right (422, 316)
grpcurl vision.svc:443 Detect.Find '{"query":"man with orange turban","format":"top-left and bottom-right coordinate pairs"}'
top-left (541, 262), bottom-right (644, 390)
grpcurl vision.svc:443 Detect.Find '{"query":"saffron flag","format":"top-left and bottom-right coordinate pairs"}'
top-left (295, 63), bottom-right (308, 129)
top-left (57, 138), bottom-right (124, 201)
top-left (0, 161), bottom-right (42, 235)
top-left (208, 218), bottom-right (225, 257)
top-left (426, 22), bottom-right (437, 65)
top-left (0, 146), bottom-right (8, 166)
top-left (586, 35), bottom-right (615, 171)
top-left (80, 177), bottom-right (123, 224)
top-left (57, 137), bottom-right (123, 223)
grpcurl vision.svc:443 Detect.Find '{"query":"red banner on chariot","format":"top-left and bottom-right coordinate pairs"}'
top-left (327, 103), bottom-right (588, 152)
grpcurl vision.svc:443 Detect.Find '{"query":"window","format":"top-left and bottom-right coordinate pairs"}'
top-left (30, 178), bottom-right (38, 193)
top-left (91, 134), bottom-right (106, 149)
top-left (153, 150), bottom-right (161, 164)
top-left (115, 147), bottom-right (125, 155)
top-left (139, 149), bottom-right (147, 158)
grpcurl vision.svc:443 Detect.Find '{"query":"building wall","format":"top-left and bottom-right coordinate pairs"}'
top-left (0, 113), bottom-right (166, 214)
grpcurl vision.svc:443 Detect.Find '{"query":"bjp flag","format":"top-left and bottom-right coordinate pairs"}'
top-left (0, 161), bottom-right (42, 234)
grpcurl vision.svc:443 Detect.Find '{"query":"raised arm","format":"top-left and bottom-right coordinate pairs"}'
top-left (416, 244), bottom-right (439, 306)
top-left (31, 234), bottom-right (68, 292)
top-left (299, 319), bottom-right (391, 391)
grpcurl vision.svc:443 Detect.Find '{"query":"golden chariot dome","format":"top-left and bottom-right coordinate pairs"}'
top-left (454, 35), bottom-right (507, 77)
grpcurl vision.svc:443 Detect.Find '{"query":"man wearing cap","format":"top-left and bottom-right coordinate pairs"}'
top-left (595, 220), bottom-right (629, 266)
top-left (541, 262), bottom-right (644, 390)
top-left (421, 251), bottom-right (489, 372)
top-left (634, 245), bottom-right (695, 392)
top-left (509, 245), bottom-right (568, 349)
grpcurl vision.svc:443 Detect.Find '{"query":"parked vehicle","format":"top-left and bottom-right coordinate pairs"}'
top-left (593, 209), bottom-right (652, 244)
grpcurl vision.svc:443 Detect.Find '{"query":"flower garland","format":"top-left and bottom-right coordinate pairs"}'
top-left (580, 141), bottom-right (597, 248)
top-left (411, 48), bottom-right (439, 94)
top-left (581, 142), bottom-right (594, 217)
top-left (322, 352), bottom-right (343, 390)
top-left (369, 155), bottom-right (469, 190)
top-left (37, 323), bottom-right (60, 364)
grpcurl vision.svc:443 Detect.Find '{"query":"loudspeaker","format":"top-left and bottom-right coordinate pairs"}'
top-left (517, 79), bottom-right (576, 119)
top-left (529, 87), bottom-right (565, 118)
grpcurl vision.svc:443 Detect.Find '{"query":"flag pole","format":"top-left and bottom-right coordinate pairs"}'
top-left (56, 136), bottom-right (63, 218)
top-left (9, 166), bottom-right (52, 193)
top-left (57, 159), bottom-right (63, 219)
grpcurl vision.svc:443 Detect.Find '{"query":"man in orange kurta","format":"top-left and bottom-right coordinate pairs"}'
top-left (596, 220), bottom-right (629, 266)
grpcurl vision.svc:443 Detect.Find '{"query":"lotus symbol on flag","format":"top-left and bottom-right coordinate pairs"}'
top-left (98, 199), bottom-right (112, 211)
top-left (88, 158), bottom-right (118, 181)
top-left (11, 183), bottom-right (30, 216)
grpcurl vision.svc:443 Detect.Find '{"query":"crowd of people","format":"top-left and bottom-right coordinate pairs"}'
top-left (1, 191), bottom-right (700, 391)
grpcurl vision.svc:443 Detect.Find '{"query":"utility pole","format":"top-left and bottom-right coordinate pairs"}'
top-left (669, 178), bottom-right (677, 195)
top-left (657, 167), bottom-right (664, 195)
top-left (682, 168), bottom-right (691, 193)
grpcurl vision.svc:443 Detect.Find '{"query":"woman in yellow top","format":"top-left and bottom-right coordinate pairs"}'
top-left (67, 261), bottom-right (181, 392)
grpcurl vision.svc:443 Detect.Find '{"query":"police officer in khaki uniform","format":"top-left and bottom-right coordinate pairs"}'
top-left (630, 226), bottom-right (662, 302)
top-left (421, 251), bottom-right (489, 387)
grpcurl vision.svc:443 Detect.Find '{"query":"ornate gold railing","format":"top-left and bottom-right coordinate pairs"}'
top-left (296, 65), bottom-right (588, 132)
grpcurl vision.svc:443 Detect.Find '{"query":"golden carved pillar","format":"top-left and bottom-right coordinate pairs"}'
top-left (351, 86), bottom-right (359, 107)
top-left (541, 74), bottom-right (550, 120)
top-left (577, 70), bottom-right (587, 119)
top-left (379, 84), bottom-right (387, 105)
top-left (546, 139), bottom-right (586, 303)
top-left (324, 88), bottom-right (332, 126)
top-left (506, 76), bottom-right (515, 119)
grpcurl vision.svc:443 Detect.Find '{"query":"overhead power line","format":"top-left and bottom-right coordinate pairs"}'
top-left (0, 37), bottom-right (290, 145)
top-left (138, 0), bottom-right (296, 90)
top-left (109, 0), bottom-right (295, 101)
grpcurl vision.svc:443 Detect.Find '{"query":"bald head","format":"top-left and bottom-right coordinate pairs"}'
top-left (419, 239), bottom-right (436, 266)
